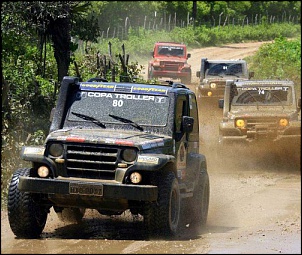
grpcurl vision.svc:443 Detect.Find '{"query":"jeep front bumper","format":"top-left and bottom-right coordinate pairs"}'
top-left (219, 122), bottom-right (301, 143)
top-left (197, 86), bottom-right (225, 97)
top-left (18, 176), bottom-right (158, 202)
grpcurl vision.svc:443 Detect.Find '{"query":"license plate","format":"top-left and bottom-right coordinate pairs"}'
top-left (69, 183), bottom-right (103, 196)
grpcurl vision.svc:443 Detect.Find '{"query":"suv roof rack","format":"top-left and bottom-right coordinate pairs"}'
top-left (87, 77), bottom-right (108, 82)
top-left (165, 80), bottom-right (189, 89)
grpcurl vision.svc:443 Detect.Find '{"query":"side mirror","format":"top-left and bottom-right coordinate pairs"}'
top-left (196, 71), bottom-right (200, 78)
top-left (187, 53), bottom-right (191, 59)
top-left (218, 99), bottom-right (224, 108)
top-left (249, 71), bottom-right (254, 79)
top-left (182, 116), bottom-right (194, 133)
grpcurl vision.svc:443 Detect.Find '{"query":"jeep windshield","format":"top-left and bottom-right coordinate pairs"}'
top-left (206, 63), bottom-right (245, 77)
top-left (66, 90), bottom-right (170, 127)
top-left (156, 46), bottom-right (185, 57)
top-left (231, 85), bottom-right (292, 106)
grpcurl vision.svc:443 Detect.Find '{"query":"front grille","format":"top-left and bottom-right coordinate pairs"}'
top-left (244, 117), bottom-right (280, 139)
top-left (246, 118), bottom-right (278, 129)
top-left (65, 144), bottom-right (119, 179)
top-left (160, 61), bottom-right (183, 71)
top-left (216, 81), bottom-right (226, 88)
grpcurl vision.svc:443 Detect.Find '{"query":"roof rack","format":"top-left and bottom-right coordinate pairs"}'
top-left (165, 80), bottom-right (189, 89)
top-left (87, 77), bottom-right (108, 82)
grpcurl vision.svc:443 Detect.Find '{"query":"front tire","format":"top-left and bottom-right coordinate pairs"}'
top-left (7, 168), bottom-right (49, 238)
top-left (148, 66), bottom-right (154, 80)
top-left (189, 164), bottom-right (210, 229)
top-left (144, 171), bottom-right (181, 238)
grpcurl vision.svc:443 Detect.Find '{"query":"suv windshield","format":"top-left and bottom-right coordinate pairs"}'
top-left (231, 86), bottom-right (292, 106)
top-left (157, 46), bottom-right (185, 57)
top-left (206, 63), bottom-right (244, 77)
top-left (66, 90), bottom-right (170, 127)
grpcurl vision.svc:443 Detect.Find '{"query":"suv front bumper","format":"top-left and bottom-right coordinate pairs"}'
top-left (197, 86), bottom-right (225, 97)
top-left (18, 176), bottom-right (158, 202)
top-left (219, 124), bottom-right (301, 143)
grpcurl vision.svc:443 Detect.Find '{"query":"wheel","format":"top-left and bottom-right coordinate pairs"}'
top-left (7, 168), bottom-right (49, 238)
top-left (144, 171), bottom-right (181, 237)
top-left (181, 73), bottom-right (192, 84)
top-left (56, 207), bottom-right (86, 223)
top-left (189, 165), bottom-right (210, 228)
top-left (148, 66), bottom-right (154, 80)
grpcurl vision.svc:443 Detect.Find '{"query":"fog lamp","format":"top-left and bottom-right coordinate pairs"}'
top-left (236, 119), bottom-right (246, 128)
top-left (38, 166), bottom-right (49, 178)
top-left (130, 172), bottom-right (142, 184)
top-left (207, 91), bottom-right (213, 97)
top-left (279, 118), bottom-right (288, 127)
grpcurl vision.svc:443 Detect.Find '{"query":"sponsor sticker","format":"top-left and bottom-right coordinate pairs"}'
top-left (137, 155), bottom-right (159, 164)
top-left (23, 147), bottom-right (45, 155)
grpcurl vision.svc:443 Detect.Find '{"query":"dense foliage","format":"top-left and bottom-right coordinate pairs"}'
top-left (247, 37), bottom-right (301, 93)
top-left (1, 1), bottom-right (301, 208)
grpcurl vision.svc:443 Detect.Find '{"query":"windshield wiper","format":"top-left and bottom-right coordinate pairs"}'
top-left (245, 91), bottom-right (259, 110)
top-left (225, 72), bottom-right (240, 77)
top-left (109, 114), bottom-right (144, 131)
top-left (71, 112), bottom-right (106, 128)
top-left (271, 93), bottom-right (285, 109)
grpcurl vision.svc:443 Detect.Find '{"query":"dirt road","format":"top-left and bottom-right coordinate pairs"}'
top-left (1, 41), bottom-right (301, 254)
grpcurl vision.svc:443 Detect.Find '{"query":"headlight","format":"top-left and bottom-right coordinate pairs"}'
top-left (121, 149), bottom-right (137, 162)
top-left (49, 143), bottom-right (64, 157)
top-left (235, 119), bottom-right (246, 128)
top-left (130, 172), bottom-right (142, 184)
top-left (279, 118), bottom-right (288, 127)
top-left (38, 166), bottom-right (49, 178)
top-left (210, 83), bottom-right (216, 88)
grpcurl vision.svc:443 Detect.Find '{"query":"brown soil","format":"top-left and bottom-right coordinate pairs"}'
top-left (1, 41), bottom-right (301, 254)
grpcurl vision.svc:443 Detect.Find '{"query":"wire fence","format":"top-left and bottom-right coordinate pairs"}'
top-left (97, 12), bottom-right (300, 40)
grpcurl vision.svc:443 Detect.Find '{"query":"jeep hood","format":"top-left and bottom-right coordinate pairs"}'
top-left (46, 128), bottom-right (173, 150)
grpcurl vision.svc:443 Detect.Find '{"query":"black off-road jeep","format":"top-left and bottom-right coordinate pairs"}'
top-left (7, 77), bottom-right (210, 239)
top-left (218, 79), bottom-right (301, 145)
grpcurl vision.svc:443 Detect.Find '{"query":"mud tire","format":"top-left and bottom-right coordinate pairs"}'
top-left (7, 168), bottom-right (49, 238)
top-left (181, 73), bottom-right (192, 84)
top-left (188, 163), bottom-right (210, 231)
top-left (144, 171), bottom-right (180, 238)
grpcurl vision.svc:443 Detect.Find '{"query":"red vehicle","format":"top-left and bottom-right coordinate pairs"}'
top-left (148, 42), bottom-right (192, 84)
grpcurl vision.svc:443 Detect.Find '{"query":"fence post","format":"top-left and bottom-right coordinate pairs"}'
top-left (125, 17), bottom-right (129, 38)
top-left (144, 16), bottom-right (147, 30)
top-left (219, 12), bottom-right (223, 28)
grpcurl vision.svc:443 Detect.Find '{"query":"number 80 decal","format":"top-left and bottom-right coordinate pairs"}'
top-left (113, 100), bottom-right (123, 107)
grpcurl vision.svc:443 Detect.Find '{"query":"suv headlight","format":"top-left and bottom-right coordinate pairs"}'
top-left (210, 83), bottom-right (217, 88)
top-left (48, 143), bottom-right (64, 157)
top-left (121, 149), bottom-right (137, 162)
